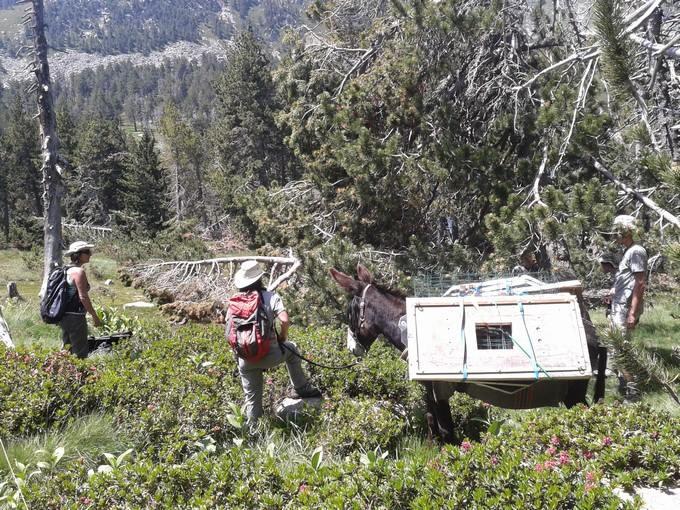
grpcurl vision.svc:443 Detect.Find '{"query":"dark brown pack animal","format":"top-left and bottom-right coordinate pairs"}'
top-left (331, 264), bottom-right (606, 444)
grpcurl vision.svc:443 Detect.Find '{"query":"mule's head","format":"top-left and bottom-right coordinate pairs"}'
top-left (330, 264), bottom-right (405, 357)
top-left (329, 264), bottom-right (375, 356)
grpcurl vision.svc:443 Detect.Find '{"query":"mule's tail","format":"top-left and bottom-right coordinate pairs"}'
top-left (593, 346), bottom-right (607, 403)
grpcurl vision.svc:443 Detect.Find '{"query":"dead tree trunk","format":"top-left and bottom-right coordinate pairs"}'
top-left (0, 306), bottom-right (14, 349)
top-left (27, 0), bottom-right (64, 296)
top-left (7, 282), bottom-right (22, 300)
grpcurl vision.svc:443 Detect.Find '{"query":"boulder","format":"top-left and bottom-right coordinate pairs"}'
top-left (123, 301), bottom-right (155, 309)
top-left (274, 397), bottom-right (323, 422)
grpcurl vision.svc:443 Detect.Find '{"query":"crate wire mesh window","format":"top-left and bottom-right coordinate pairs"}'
top-left (475, 323), bottom-right (513, 350)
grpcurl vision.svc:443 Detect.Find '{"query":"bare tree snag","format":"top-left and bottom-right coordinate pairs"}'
top-left (0, 307), bottom-right (14, 349)
top-left (7, 282), bottom-right (22, 300)
top-left (27, 0), bottom-right (63, 296)
top-left (593, 159), bottom-right (680, 229)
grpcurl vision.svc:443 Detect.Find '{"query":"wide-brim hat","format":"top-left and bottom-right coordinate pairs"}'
top-left (613, 214), bottom-right (637, 232)
top-left (64, 241), bottom-right (95, 256)
top-left (234, 260), bottom-right (265, 289)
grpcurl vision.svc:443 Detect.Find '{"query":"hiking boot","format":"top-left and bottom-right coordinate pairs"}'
top-left (290, 384), bottom-right (322, 399)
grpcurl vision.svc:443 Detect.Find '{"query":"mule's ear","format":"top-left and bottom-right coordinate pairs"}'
top-left (356, 263), bottom-right (373, 284)
top-left (330, 268), bottom-right (364, 295)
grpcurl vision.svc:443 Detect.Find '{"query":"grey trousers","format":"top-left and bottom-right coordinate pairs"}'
top-left (59, 313), bottom-right (89, 359)
top-left (238, 340), bottom-right (309, 423)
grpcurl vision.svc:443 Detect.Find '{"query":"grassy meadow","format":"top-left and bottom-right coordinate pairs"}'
top-left (0, 248), bottom-right (679, 508)
top-left (0, 5), bottom-right (22, 36)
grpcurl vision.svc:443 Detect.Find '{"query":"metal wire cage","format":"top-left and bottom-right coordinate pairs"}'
top-left (411, 270), bottom-right (566, 297)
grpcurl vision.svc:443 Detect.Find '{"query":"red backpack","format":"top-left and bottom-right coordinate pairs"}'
top-left (226, 291), bottom-right (273, 362)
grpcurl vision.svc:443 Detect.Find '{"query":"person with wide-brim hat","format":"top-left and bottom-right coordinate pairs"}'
top-left (228, 260), bottom-right (321, 426)
top-left (60, 241), bottom-right (102, 358)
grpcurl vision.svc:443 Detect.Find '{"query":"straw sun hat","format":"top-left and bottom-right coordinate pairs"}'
top-left (64, 241), bottom-right (95, 256)
top-left (233, 260), bottom-right (265, 289)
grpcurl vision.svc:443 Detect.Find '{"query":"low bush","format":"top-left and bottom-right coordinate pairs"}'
top-left (0, 348), bottom-right (99, 438)
top-left (2, 323), bottom-right (679, 509)
top-left (12, 404), bottom-right (680, 509)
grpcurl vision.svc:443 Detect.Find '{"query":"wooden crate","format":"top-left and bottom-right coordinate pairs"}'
top-left (407, 293), bottom-right (592, 382)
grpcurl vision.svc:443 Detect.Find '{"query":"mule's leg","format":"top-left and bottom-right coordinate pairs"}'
top-left (422, 382), bottom-right (440, 442)
top-left (433, 399), bottom-right (456, 444)
top-left (563, 380), bottom-right (589, 408)
top-left (593, 346), bottom-right (607, 403)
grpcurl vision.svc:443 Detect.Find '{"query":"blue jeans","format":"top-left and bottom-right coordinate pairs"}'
top-left (237, 341), bottom-right (310, 423)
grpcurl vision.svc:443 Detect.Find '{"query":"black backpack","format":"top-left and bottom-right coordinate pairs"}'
top-left (40, 265), bottom-right (73, 324)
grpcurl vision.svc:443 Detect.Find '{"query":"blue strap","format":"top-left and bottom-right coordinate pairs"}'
top-left (518, 302), bottom-right (541, 379)
top-left (460, 298), bottom-right (468, 380)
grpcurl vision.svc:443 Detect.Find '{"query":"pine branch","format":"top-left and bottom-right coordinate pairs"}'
top-left (593, 0), bottom-right (635, 95)
top-left (601, 327), bottom-right (680, 406)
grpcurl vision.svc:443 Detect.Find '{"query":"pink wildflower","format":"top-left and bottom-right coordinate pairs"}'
top-left (583, 450), bottom-right (593, 460)
top-left (585, 472), bottom-right (597, 492)
top-left (602, 436), bottom-right (613, 446)
top-left (558, 451), bottom-right (570, 465)
top-left (536, 460), bottom-right (556, 472)
top-left (266, 377), bottom-right (274, 385)
top-left (546, 446), bottom-right (557, 456)
top-left (550, 435), bottom-right (560, 446)
top-left (299, 483), bottom-right (309, 494)
top-left (490, 455), bottom-right (498, 466)
top-left (460, 440), bottom-right (472, 453)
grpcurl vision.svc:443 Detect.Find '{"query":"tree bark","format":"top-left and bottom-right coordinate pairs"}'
top-left (0, 306), bottom-right (13, 349)
top-left (7, 282), bottom-right (21, 300)
top-left (30, 0), bottom-right (64, 297)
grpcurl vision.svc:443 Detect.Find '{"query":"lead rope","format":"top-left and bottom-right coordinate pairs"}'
top-left (277, 285), bottom-right (372, 371)
top-left (280, 342), bottom-right (361, 370)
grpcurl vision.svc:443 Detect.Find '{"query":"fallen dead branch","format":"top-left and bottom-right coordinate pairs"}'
top-left (124, 252), bottom-right (302, 322)
top-left (593, 159), bottom-right (680, 229)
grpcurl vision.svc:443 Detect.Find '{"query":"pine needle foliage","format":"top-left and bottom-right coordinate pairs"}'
top-left (593, 0), bottom-right (636, 98)
top-left (601, 327), bottom-right (680, 406)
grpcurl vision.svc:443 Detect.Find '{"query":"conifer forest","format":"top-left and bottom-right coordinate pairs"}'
top-left (0, 1), bottom-right (679, 508)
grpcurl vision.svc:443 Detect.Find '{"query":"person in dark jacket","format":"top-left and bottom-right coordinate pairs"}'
top-left (60, 241), bottom-right (102, 358)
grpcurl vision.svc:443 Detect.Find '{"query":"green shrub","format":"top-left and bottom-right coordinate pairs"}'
top-left (0, 347), bottom-right (99, 438)
top-left (309, 398), bottom-right (408, 455)
top-left (3, 324), bottom-right (679, 509)
top-left (18, 402), bottom-right (679, 510)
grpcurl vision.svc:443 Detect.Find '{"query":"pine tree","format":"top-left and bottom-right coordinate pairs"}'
top-left (4, 95), bottom-right (42, 219)
top-left (159, 102), bottom-right (209, 226)
top-left (211, 28), bottom-right (296, 200)
top-left (120, 130), bottom-right (170, 235)
top-left (69, 117), bottom-right (127, 224)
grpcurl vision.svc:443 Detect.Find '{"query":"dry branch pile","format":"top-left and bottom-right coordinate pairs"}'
top-left (121, 253), bottom-right (301, 322)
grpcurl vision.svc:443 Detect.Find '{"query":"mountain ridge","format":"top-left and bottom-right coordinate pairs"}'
top-left (0, 0), bottom-right (305, 85)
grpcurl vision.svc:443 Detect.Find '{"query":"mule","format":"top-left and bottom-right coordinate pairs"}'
top-left (330, 264), bottom-right (607, 444)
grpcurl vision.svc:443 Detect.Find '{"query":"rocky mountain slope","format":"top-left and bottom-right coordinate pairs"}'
top-left (0, 0), bottom-right (304, 85)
